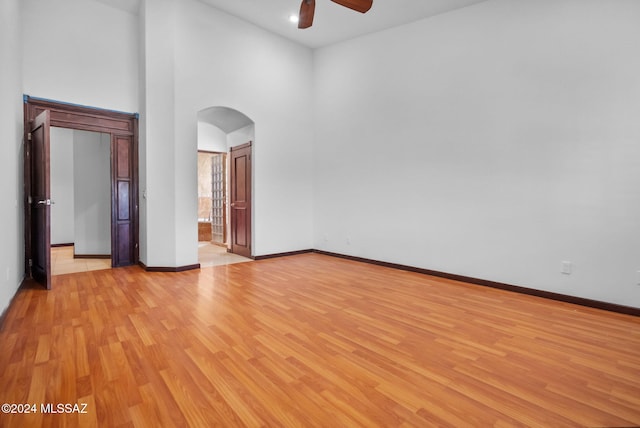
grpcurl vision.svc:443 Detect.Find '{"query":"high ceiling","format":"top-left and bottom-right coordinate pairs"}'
top-left (95, 0), bottom-right (488, 49)
top-left (94, 0), bottom-right (141, 15)
top-left (198, 0), bottom-right (488, 48)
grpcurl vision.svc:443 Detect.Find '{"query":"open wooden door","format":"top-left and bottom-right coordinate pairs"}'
top-left (230, 142), bottom-right (252, 258)
top-left (24, 96), bottom-right (139, 277)
top-left (28, 110), bottom-right (52, 289)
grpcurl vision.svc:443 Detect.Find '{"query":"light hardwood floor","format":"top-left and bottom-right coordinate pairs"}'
top-left (1, 253), bottom-right (639, 427)
top-left (51, 243), bottom-right (252, 276)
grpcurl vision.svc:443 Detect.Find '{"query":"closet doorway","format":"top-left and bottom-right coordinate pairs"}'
top-left (50, 127), bottom-right (112, 275)
top-left (24, 96), bottom-right (139, 289)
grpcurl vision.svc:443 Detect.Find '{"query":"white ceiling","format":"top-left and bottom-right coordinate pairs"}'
top-left (94, 0), bottom-right (141, 15)
top-left (96, 0), bottom-right (488, 49)
top-left (198, 107), bottom-right (254, 133)
top-left (199, 0), bottom-right (489, 48)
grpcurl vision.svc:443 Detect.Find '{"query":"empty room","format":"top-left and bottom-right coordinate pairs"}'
top-left (1, 0), bottom-right (639, 426)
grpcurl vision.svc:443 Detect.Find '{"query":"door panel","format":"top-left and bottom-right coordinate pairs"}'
top-left (230, 143), bottom-right (252, 258)
top-left (111, 135), bottom-right (136, 267)
top-left (29, 111), bottom-right (52, 289)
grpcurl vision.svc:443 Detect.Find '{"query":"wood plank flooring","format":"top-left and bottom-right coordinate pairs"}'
top-left (50, 243), bottom-right (252, 277)
top-left (1, 253), bottom-right (639, 427)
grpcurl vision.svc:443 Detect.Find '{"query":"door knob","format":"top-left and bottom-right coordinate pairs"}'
top-left (36, 199), bottom-right (54, 205)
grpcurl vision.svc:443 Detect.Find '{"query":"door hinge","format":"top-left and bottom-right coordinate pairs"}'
top-left (28, 195), bottom-right (33, 204)
top-left (27, 132), bottom-right (32, 141)
top-left (28, 259), bottom-right (33, 267)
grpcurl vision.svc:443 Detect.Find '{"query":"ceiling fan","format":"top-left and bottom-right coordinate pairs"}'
top-left (298, 0), bottom-right (373, 29)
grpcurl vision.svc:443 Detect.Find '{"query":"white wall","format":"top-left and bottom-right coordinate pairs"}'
top-left (0, 0), bottom-right (24, 315)
top-left (21, 0), bottom-right (138, 260)
top-left (139, 0), bottom-right (315, 266)
top-left (197, 122), bottom-right (227, 153)
top-left (313, 0), bottom-right (640, 307)
top-left (227, 124), bottom-right (255, 149)
top-left (50, 128), bottom-right (75, 245)
top-left (15, 0), bottom-right (637, 309)
top-left (196, 121), bottom-right (255, 165)
top-left (139, 0), bottom-right (178, 267)
top-left (137, 0), bottom-right (148, 266)
top-left (22, 0), bottom-right (139, 113)
top-left (73, 131), bottom-right (111, 255)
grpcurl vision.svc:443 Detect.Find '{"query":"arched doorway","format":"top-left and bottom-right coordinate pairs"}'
top-left (196, 107), bottom-right (254, 265)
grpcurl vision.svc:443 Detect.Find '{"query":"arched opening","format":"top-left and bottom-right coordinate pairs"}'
top-left (196, 106), bottom-right (254, 267)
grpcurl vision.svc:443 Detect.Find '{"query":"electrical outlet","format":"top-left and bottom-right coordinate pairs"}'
top-left (561, 261), bottom-right (572, 275)
top-left (346, 236), bottom-right (351, 245)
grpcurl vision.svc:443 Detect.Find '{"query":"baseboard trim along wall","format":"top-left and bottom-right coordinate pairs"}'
top-left (254, 250), bottom-right (640, 317)
top-left (74, 254), bottom-right (111, 259)
top-left (309, 250), bottom-right (640, 317)
top-left (253, 249), bottom-right (314, 260)
top-left (9, 250), bottom-right (635, 317)
top-left (138, 262), bottom-right (201, 273)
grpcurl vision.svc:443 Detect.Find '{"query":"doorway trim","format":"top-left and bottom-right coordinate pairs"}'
top-left (23, 95), bottom-right (139, 277)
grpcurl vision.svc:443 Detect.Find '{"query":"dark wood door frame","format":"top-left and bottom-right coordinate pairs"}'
top-left (23, 96), bottom-right (139, 277)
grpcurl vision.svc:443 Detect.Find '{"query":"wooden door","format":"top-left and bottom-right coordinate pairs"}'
top-left (24, 96), bottom-right (139, 277)
top-left (28, 111), bottom-right (52, 289)
top-left (111, 135), bottom-right (136, 267)
top-left (211, 153), bottom-right (226, 245)
top-left (230, 143), bottom-right (252, 258)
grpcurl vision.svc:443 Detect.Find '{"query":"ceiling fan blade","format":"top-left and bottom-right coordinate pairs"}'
top-left (330, 0), bottom-right (372, 13)
top-left (298, 0), bottom-right (315, 29)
